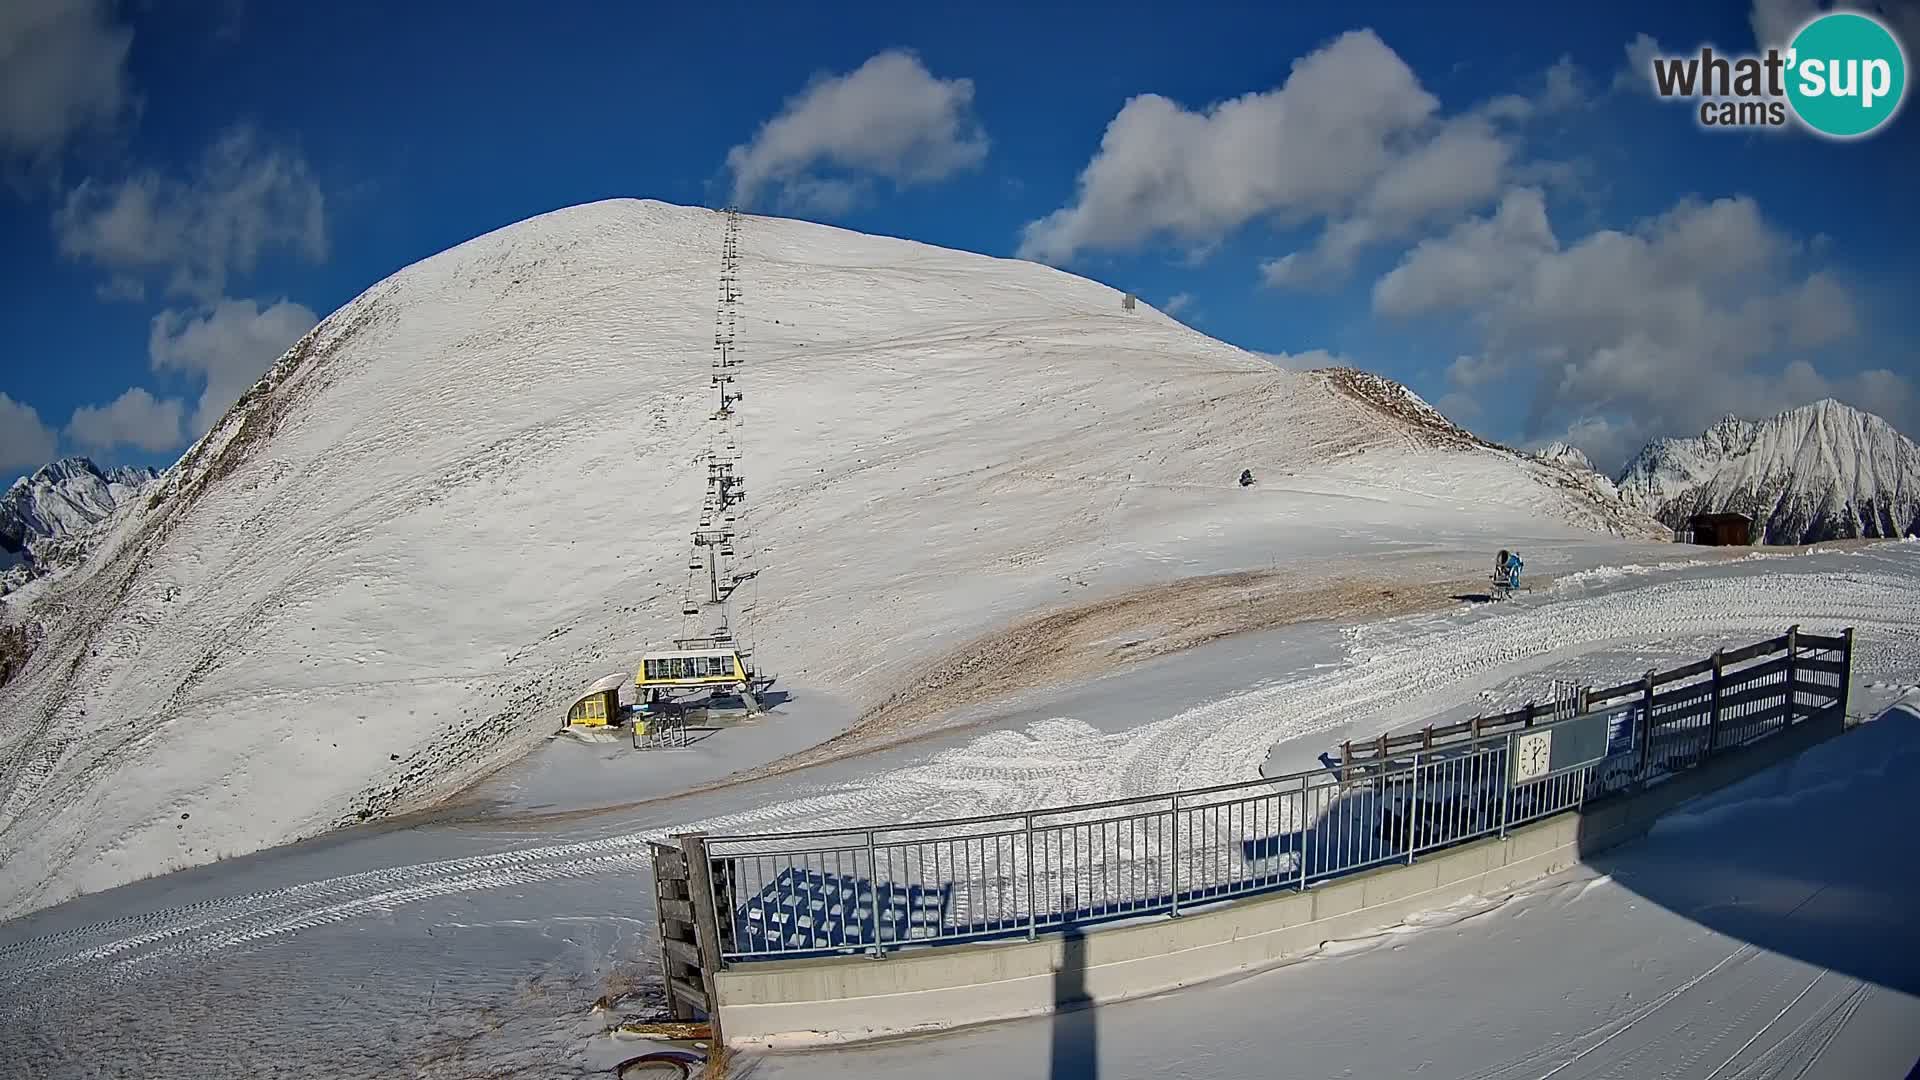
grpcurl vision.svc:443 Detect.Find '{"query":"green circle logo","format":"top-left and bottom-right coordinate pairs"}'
top-left (1786, 12), bottom-right (1908, 138)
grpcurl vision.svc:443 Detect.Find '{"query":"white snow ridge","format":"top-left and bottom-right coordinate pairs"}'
top-left (0, 199), bottom-right (1660, 918)
top-left (1618, 400), bottom-right (1920, 543)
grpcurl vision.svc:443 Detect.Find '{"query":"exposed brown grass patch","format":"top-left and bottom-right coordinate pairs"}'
top-left (783, 566), bottom-right (1459, 771)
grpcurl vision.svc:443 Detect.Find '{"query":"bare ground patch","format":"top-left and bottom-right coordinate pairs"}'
top-left (745, 564), bottom-right (1464, 778)
top-left (445, 537), bottom-right (1885, 828)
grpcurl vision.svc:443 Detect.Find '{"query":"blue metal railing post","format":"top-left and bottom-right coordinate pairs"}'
top-left (1024, 814), bottom-right (1037, 941)
top-left (1169, 793), bottom-right (1182, 918)
top-left (865, 830), bottom-right (883, 958)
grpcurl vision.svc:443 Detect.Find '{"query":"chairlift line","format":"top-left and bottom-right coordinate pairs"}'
top-left (635, 203), bottom-right (767, 725)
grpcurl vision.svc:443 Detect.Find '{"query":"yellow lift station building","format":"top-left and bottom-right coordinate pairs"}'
top-left (566, 672), bottom-right (628, 728)
top-left (636, 647), bottom-right (749, 694)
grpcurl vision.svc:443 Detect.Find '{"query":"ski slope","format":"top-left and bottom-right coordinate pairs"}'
top-left (2, 545), bottom-right (1916, 1080)
top-left (0, 199), bottom-right (1656, 919)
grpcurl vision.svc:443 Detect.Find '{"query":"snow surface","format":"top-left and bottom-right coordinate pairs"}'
top-left (1618, 399), bottom-right (1920, 543)
top-left (747, 704), bottom-right (1920, 1080)
top-left (2, 546), bottom-right (1915, 1079)
top-left (0, 199), bottom-right (1660, 919)
top-left (673, 547), bottom-right (1918, 841)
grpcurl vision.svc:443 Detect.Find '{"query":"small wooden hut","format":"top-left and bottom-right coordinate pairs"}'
top-left (1688, 512), bottom-right (1754, 546)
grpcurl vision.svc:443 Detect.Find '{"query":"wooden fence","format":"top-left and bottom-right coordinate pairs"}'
top-left (1339, 625), bottom-right (1852, 776)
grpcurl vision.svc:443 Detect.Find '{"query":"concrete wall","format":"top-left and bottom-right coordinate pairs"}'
top-left (715, 706), bottom-right (1847, 1048)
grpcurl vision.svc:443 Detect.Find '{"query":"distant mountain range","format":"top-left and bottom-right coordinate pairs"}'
top-left (1607, 400), bottom-right (1919, 544)
top-left (1, 458), bottom-right (160, 585)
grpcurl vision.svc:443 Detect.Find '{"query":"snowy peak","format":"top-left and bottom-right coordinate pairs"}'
top-left (1616, 400), bottom-right (1920, 544)
top-left (1535, 441), bottom-right (1596, 473)
top-left (1, 457), bottom-right (161, 557)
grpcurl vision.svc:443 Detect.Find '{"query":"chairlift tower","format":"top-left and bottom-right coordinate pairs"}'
top-left (658, 201), bottom-right (767, 713)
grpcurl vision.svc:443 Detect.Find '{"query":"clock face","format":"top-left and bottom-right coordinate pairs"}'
top-left (1515, 731), bottom-right (1553, 782)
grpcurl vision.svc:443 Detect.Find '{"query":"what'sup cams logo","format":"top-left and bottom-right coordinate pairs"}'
top-left (1649, 11), bottom-right (1908, 138)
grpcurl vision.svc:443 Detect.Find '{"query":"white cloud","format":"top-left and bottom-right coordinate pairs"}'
top-left (1757, 359), bottom-right (1916, 431)
top-left (1264, 117), bottom-right (1513, 286)
top-left (53, 126), bottom-right (327, 301)
top-left (1373, 187), bottom-right (1557, 316)
top-left (1434, 391), bottom-right (1483, 423)
top-left (1772, 271), bottom-right (1859, 347)
top-left (1024, 33), bottom-right (1581, 285)
top-left (1613, 33), bottom-right (1665, 95)
top-left (773, 175), bottom-right (869, 217)
top-left (148, 296), bottom-right (318, 435)
top-left (1545, 415), bottom-right (1644, 473)
top-left (0, 0), bottom-right (133, 166)
top-left (1018, 30), bottom-right (1438, 264)
top-left (1372, 188), bottom-right (1903, 470)
top-left (1478, 55), bottom-right (1589, 122)
top-left (0, 393), bottom-right (60, 470)
top-left (1444, 354), bottom-right (1510, 389)
top-left (1751, 0), bottom-right (1823, 46)
top-left (1541, 56), bottom-right (1588, 113)
top-left (1164, 292), bottom-right (1194, 316)
top-left (726, 49), bottom-right (987, 211)
top-left (65, 387), bottom-right (184, 454)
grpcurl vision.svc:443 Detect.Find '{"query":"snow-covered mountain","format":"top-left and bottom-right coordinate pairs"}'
top-left (1, 459), bottom-right (162, 599)
top-left (1616, 400), bottom-right (1920, 544)
top-left (1531, 439), bottom-right (1623, 503)
top-left (1, 457), bottom-right (159, 558)
top-left (1536, 441), bottom-right (1594, 473)
top-left (0, 199), bottom-right (1663, 917)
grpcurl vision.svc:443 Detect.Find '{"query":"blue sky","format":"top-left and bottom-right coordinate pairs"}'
top-left (3, 0), bottom-right (1916, 487)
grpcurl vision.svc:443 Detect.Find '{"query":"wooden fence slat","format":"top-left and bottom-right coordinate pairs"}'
top-left (1706, 651), bottom-right (1725, 755)
top-left (1649, 697), bottom-right (1714, 727)
top-left (1720, 681), bottom-right (1797, 714)
top-left (662, 936), bottom-right (702, 968)
top-left (1797, 657), bottom-right (1847, 678)
top-left (1796, 632), bottom-right (1848, 651)
top-left (653, 850), bottom-right (689, 879)
top-left (1588, 679), bottom-right (1645, 706)
top-left (1723, 654), bottom-right (1790, 687)
top-left (668, 977), bottom-right (710, 1011)
top-left (1720, 634), bottom-right (1788, 666)
top-left (659, 897), bottom-right (696, 924)
top-left (1653, 657), bottom-right (1716, 686)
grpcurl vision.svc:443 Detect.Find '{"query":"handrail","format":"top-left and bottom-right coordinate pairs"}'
top-left (676, 624), bottom-right (1853, 969)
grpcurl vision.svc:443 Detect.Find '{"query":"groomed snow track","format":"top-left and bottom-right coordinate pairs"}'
top-left (5, 556), bottom-right (1916, 1015)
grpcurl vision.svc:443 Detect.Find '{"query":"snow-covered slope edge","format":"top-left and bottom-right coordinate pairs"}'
top-left (1617, 400), bottom-right (1920, 543)
top-left (0, 199), bottom-right (1660, 918)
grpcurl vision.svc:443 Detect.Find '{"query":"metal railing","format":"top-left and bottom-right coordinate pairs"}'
top-left (669, 626), bottom-right (1851, 966)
